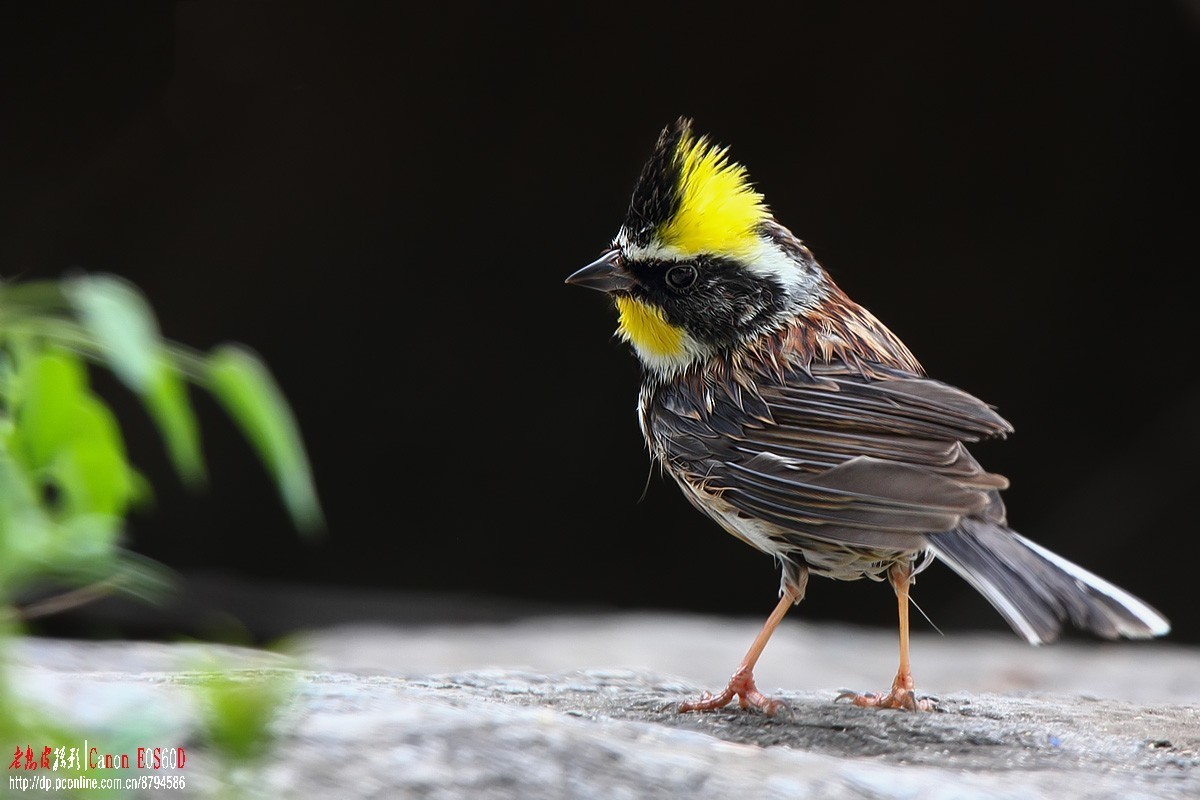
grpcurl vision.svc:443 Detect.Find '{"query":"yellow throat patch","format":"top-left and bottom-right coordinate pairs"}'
top-left (615, 296), bottom-right (684, 359)
top-left (660, 130), bottom-right (767, 257)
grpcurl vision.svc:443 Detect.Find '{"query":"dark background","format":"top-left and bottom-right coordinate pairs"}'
top-left (3, 2), bottom-right (1198, 642)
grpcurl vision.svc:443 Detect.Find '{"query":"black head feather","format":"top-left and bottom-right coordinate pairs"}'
top-left (622, 117), bottom-right (691, 245)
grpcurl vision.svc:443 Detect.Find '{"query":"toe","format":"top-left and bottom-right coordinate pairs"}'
top-left (760, 697), bottom-right (790, 717)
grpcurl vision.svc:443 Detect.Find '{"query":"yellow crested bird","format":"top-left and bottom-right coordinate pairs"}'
top-left (566, 118), bottom-right (1169, 713)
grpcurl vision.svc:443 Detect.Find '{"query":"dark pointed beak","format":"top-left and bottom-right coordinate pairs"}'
top-left (564, 249), bottom-right (635, 293)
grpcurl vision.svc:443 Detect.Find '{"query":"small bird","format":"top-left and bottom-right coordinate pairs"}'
top-left (566, 118), bottom-right (1169, 713)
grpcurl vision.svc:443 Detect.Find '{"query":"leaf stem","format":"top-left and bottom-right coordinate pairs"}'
top-left (14, 579), bottom-right (120, 621)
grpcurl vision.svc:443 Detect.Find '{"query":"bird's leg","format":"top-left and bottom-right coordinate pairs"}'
top-left (679, 572), bottom-right (805, 716)
top-left (837, 560), bottom-right (935, 711)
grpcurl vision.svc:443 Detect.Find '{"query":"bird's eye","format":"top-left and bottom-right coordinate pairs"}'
top-left (666, 265), bottom-right (697, 290)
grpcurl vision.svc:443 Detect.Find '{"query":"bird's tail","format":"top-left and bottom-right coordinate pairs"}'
top-left (926, 518), bottom-right (1170, 645)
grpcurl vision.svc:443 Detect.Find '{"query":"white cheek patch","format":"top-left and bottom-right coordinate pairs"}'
top-left (741, 239), bottom-right (827, 309)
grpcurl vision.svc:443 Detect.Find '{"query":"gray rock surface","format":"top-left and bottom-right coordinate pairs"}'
top-left (8, 616), bottom-right (1200, 798)
top-left (294, 613), bottom-right (1200, 705)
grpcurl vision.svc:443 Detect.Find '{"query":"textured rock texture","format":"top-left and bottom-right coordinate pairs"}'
top-left (8, 616), bottom-right (1200, 798)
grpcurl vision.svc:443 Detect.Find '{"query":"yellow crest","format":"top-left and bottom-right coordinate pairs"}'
top-left (660, 129), bottom-right (767, 257)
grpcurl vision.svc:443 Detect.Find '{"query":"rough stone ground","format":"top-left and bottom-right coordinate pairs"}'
top-left (8, 614), bottom-right (1200, 798)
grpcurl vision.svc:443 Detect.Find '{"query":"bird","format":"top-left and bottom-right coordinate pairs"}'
top-left (565, 118), bottom-right (1170, 713)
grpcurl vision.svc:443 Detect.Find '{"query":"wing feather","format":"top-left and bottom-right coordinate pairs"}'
top-left (647, 361), bottom-right (1012, 554)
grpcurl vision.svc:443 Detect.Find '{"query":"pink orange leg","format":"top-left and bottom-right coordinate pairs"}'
top-left (680, 571), bottom-right (806, 717)
top-left (837, 561), bottom-right (935, 711)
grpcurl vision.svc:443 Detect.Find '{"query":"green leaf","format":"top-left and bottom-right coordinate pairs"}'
top-left (0, 455), bottom-right (54, 592)
top-left (195, 670), bottom-right (291, 763)
top-left (206, 346), bottom-right (324, 534)
top-left (65, 275), bottom-right (205, 487)
top-left (64, 276), bottom-right (158, 388)
top-left (9, 350), bottom-right (89, 468)
top-left (144, 364), bottom-right (206, 487)
top-left (9, 352), bottom-right (144, 519)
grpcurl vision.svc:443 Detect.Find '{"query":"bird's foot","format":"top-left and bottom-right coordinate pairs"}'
top-left (679, 667), bottom-right (787, 716)
top-left (835, 672), bottom-right (936, 712)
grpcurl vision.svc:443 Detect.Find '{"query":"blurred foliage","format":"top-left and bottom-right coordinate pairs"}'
top-left (195, 669), bottom-right (291, 764)
top-left (0, 273), bottom-right (322, 794)
top-left (0, 273), bottom-right (322, 611)
top-left (185, 655), bottom-right (294, 799)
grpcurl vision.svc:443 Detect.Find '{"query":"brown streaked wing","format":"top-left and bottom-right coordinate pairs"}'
top-left (648, 362), bottom-right (1013, 552)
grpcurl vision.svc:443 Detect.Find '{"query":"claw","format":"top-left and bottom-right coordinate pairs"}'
top-left (835, 687), bottom-right (936, 712)
top-left (679, 668), bottom-right (786, 716)
top-left (835, 666), bottom-right (936, 712)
